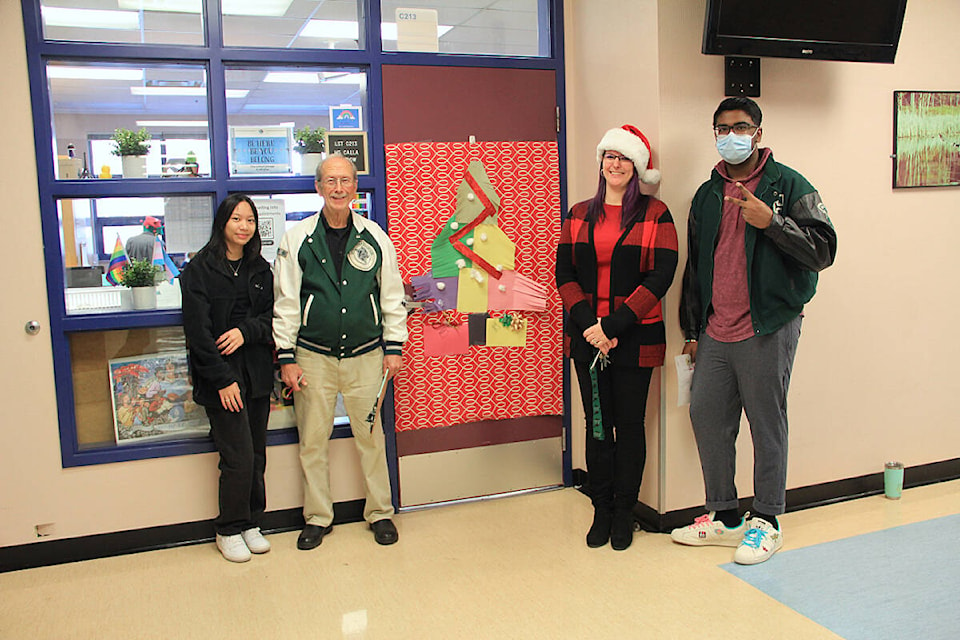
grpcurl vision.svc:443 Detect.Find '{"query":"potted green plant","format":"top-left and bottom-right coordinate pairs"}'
top-left (293, 125), bottom-right (327, 177)
top-left (119, 258), bottom-right (162, 309)
top-left (111, 127), bottom-right (152, 178)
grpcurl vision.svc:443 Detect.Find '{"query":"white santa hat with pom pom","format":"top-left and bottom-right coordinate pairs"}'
top-left (596, 125), bottom-right (661, 185)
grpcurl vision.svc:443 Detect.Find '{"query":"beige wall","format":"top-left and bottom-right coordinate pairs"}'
top-left (4, 0), bottom-right (959, 548)
top-left (566, 0), bottom-right (960, 513)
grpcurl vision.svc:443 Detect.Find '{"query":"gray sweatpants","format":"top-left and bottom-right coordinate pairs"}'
top-left (689, 316), bottom-right (801, 516)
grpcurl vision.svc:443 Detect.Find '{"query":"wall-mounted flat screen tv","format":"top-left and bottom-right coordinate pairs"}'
top-left (702, 0), bottom-right (908, 63)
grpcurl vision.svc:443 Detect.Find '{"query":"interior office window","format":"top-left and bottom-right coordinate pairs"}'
top-left (46, 61), bottom-right (212, 180)
top-left (221, 0), bottom-right (362, 49)
top-left (380, 0), bottom-right (545, 56)
top-left (224, 65), bottom-right (368, 178)
top-left (60, 195), bottom-right (213, 315)
top-left (39, 0), bottom-right (205, 46)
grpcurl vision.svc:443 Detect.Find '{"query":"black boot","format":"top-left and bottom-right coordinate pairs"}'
top-left (586, 510), bottom-right (613, 548)
top-left (610, 509), bottom-right (633, 551)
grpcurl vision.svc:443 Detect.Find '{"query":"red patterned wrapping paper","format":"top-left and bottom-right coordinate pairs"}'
top-left (386, 142), bottom-right (563, 432)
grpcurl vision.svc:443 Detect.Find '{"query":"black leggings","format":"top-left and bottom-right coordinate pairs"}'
top-left (574, 362), bottom-right (653, 514)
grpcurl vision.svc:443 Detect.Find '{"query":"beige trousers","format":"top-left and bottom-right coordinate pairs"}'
top-left (294, 348), bottom-right (394, 526)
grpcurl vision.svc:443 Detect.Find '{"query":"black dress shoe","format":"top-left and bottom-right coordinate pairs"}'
top-left (297, 524), bottom-right (333, 550)
top-left (610, 511), bottom-right (633, 551)
top-left (586, 511), bottom-right (613, 548)
top-left (370, 519), bottom-right (398, 545)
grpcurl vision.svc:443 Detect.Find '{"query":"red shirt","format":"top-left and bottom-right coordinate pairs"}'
top-left (706, 148), bottom-right (772, 343)
top-left (593, 204), bottom-right (622, 316)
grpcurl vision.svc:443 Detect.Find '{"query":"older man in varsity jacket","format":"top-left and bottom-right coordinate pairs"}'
top-left (273, 154), bottom-right (408, 550)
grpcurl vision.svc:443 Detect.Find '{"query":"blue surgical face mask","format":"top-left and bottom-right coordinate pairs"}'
top-left (716, 131), bottom-right (758, 165)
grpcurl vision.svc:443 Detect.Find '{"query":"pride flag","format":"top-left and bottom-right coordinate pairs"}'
top-left (152, 235), bottom-right (180, 283)
top-left (105, 235), bottom-right (129, 285)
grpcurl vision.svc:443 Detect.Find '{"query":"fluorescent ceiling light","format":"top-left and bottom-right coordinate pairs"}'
top-left (301, 20), bottom-right (453, 41)
top-left (131, 86), bottom-right (204, 96)
top-left (264, 72), bottom-right (320, 84)
top-left (117, 0), bottom-right (200, 13)
top-left (300, 20), bottom-right (358, 40)
top-left (47, 66), bottom-right (144, 81)
top-left (222, 0), bottom-right (293, 16)
top-left (130, 87), bottom-right (249, 98)
top-left (42, 7), bottom-right (140, 30)
top-left (381, 23), bottom-right (453, 41)
top-left (117, 0), bottom-right (293, 17)
top-left (322, 72), bottom-right (365, 85)
top-left (136, 120), bottom-right (209, 127)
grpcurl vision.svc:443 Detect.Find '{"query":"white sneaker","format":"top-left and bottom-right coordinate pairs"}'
top-left (216, 533), bottom-right (251, 563)
top-left (670, 511), bottom-right (748, 547)
top-left (241, 527), bottom-right (271, 554)
top-left (733, 517), bottom-right (783, 565)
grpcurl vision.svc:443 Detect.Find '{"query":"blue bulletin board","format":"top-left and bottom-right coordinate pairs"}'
top-left (230, 126), bottom-right (294, 174)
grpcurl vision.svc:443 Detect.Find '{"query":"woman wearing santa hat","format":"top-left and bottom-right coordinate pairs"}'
top-left (556, 125), bottom-right (678, 550)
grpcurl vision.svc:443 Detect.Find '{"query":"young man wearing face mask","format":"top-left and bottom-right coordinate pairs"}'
top-left (672, 97), bottom-right (837, 564)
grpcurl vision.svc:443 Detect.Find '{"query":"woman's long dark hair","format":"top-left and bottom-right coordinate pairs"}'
top-left (201, 193), bottom-right (262, 261)
top-left (586, 164), bottom-right (649, 230)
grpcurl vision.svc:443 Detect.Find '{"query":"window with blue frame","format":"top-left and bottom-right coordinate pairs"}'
top-left (23, 0), bottom-right (563, 467)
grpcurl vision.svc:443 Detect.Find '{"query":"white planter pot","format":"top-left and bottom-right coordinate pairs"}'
top-left (131, 286), bottom-right (157, 310)
top-left (299, 152), bottom-right (324, 178)
top-left (121, 155), bottom-right (147, 178)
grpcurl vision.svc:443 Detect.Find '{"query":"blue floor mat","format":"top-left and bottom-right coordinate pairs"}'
top-left (723, 513), bottom-right (960, 640)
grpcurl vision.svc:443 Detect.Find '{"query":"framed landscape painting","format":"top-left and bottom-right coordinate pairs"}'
top-left (894, 91), bottom-right (960, 188)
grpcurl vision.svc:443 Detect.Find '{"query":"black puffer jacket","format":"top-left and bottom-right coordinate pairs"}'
top-left (180, 248), bottom-right (274, 407)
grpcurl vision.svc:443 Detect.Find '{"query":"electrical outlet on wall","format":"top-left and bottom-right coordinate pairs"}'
top-left (35, 523), bottom-right (56, 537)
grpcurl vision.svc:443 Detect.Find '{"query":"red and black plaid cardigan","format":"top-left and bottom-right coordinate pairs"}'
top-left (556, 197), bottom-right (678, 368)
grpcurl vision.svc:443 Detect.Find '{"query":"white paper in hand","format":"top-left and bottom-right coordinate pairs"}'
top-left (675, 354), bottom-right (694, 406)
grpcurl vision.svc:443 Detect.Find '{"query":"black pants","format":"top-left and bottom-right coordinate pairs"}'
top-left (574, 362), bottom-right (653, 515)
top-left (205, 395), bottom-right (270, 536)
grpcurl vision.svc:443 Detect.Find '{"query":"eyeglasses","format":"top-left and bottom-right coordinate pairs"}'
top-left (602, 152), bottom-right (633, 164)
top-left (319, 176), bottom-right (356, 187)
top-left (713, 123), bottom-right (759, 136)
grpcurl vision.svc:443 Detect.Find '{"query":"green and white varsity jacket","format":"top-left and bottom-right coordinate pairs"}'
top-left (273, 211), bottom-right (407, 363)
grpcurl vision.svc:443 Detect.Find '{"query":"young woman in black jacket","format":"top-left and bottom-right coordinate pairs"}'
top-left (180, 194), bottom-right (275, 563)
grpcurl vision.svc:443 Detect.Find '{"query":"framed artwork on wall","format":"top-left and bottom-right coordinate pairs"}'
top-left (893, 91), bottom-right (960, 188)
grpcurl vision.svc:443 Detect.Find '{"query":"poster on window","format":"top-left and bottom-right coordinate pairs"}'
top-left (108, 351), bottom-right (209, 444)
top-left (230, 126), bottom-right (293, 175)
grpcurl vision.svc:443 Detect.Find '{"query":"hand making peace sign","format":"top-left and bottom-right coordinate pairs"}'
top-left (725, 182), bottom-right (773, 229)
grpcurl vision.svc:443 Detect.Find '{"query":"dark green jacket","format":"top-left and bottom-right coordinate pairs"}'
top-left (680, 152), bottom-right (837, 339)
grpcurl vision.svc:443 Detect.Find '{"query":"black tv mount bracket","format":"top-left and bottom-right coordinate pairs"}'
top-left (725, 56), bottom-right (760, 97)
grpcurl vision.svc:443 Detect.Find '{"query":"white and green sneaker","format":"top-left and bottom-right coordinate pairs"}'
top-left (733, 517), bottom-right (783, 565)
top-left (670, 512), bottom-right (748, 547)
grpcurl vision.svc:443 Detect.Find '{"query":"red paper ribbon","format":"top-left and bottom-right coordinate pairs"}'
top-left (448, 170), bottom-right (503, 280)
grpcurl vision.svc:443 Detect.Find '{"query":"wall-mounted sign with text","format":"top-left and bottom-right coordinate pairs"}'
top-left (230, 126), bottom-right (293, 174)
top-left (329, 105), bottom-right (363, 131)
top-left (327, 132), bottom-right (369, 175)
